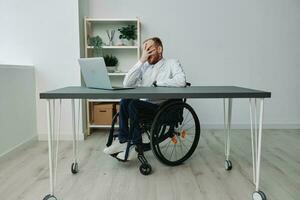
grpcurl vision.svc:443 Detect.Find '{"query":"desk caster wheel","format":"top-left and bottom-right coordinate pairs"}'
top-left (139, 163), bottom-right (152, 175)
top-left (71, 162), bottom-right (79, 174)
top-left (253, 191), bottom-right (267, 200)
top-left (43, 194), bottom-right (57, 200)
top-left (224, 160), bottom-right (232, 171)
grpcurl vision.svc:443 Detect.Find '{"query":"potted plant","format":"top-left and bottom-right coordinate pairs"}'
top-left (88, 35), bottom-right (103, 57)
top-left (104, 54), bottom-right (118, 72)
top-left (118, 25), bottom-right (137, 46)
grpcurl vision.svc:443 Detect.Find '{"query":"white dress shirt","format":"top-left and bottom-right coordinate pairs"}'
top-left (123, 58), bottom-right (186, 88)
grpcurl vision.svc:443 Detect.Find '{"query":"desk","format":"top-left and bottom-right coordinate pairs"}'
top-left (40, 86), bottom-right (271, 200)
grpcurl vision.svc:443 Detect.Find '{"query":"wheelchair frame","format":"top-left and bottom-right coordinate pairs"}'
top-left (106, 98), bottom-right (201, 175)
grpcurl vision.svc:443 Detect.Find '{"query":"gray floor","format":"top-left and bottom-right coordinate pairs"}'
top-left (0, 129), bottom-right (299, 200)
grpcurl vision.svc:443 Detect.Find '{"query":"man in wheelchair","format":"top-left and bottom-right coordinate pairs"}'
top-left (103, 37), bottom-right (187, 161)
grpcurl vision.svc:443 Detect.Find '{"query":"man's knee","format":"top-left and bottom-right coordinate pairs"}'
top-left (128, 99), bottom-right (140, 109)
top-left (128, 99), bottom-right (141, 117)
top-left (120, 98), bottom-right (132, 107)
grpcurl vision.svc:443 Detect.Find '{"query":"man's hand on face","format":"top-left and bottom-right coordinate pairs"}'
top-left (140, 41), bottom-right (156, 63)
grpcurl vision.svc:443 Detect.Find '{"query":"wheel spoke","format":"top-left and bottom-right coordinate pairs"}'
top-left (177, 136), bottom-right (186, 158)
top-left (185, 136), bottom-right (195, 143)
top-left (174, 143), bottom-right (178, 161)
top-left (169, 143), bottom-right (176, 161)
top-left (162, 139), bottom-right (172, 155)
top-left (182, 117), bottom-right (194, 128)
top-left (179, 136), bottom-right (190, 152)
top-left (181, 123), bottom-right (195, 131)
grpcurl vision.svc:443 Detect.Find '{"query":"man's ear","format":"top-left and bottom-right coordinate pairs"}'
top-left (157, 46), bottom-right (163, 54)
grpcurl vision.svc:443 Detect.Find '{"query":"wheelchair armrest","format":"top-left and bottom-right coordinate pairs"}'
top-left (185, 82), bottom-right (191, 87)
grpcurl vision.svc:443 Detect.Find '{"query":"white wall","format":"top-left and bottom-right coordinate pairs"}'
top-left (87, 0), bottom-right (300, 128)
top-left (0, 65), bottom-right (37, 156)
top-left (0, 0), bottom-right (298, 140)
top-left (0, 0), bottom-right (83, 140)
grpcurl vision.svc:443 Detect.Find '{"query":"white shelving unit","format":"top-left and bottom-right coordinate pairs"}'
top-left (84, 17), bottom-right (141, 135)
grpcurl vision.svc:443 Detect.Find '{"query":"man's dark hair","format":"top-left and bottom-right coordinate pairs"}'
top-left (143, 37), bottom-right (163, 50)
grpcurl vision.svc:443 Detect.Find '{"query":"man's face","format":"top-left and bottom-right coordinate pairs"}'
top-left (145, 40), bottom-right (162, 65)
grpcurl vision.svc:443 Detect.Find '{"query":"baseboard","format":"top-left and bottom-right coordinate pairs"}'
top-left (0, 135), bottom-right (38, 160)
top-left (38, 132), bottom-right (85, 141)
top-left (201, 123), bottom-right (300, 129)
top-left (261, 123), bottom-right (300, 129)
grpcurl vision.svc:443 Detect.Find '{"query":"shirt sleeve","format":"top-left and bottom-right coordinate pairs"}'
top-left (156, 59), bottom-right (186, 87)
top-left (123, 61), bottom-right (144, 87)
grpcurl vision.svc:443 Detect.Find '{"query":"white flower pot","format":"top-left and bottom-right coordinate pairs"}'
top-left (106, 66), bottom-right (116, 73)
top-left (122, 39), bottom-right (134, 46)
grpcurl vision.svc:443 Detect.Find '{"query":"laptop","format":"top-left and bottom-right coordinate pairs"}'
top-left (78, 57), bottom-right (134, 90)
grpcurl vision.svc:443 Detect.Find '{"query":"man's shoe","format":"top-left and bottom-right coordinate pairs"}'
top-left (103, 139), bottom-right (127, 155)
top-left (116, 145), bottom-right (137, 161)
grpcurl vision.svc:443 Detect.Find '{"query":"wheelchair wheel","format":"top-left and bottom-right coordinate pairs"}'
top-left (150, 102), bottom-right (200, 166)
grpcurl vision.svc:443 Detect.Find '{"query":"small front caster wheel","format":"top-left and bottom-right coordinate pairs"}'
top-left (224, 160), bottom-right (232, 171)
top-left (43, 194), bottom-right (57, 200)
top-left (71, 162), bottom-right (79, 174)
top-left (139, 163), bottom-right (152, 175)
top-left (252, 191), bottom-right (267, 200)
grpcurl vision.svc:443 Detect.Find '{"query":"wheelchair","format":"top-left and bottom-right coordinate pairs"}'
top-left (106, 85), bottom-right (201, 175)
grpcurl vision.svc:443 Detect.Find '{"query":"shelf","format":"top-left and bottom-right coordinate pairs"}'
top-left (89, 124), bottom-right (118, 128)
top-left (85, 18), bottom-right (138, 22)
top-left (87, 46), bottom-right (138, 49)
top-left (108, 72), bottom-right (126, 76)
top-left (88, 99), bottom-right (121, 102)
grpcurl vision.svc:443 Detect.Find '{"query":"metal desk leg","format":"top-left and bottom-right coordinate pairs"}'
top-left (43, 99), bottom-right (62, 200)
top-left (223, 98), bottom-right (233, 170)
top-left (71, 99), bottom-right (80, 174)
top-left (249, 98), bottom-right (267, 200)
